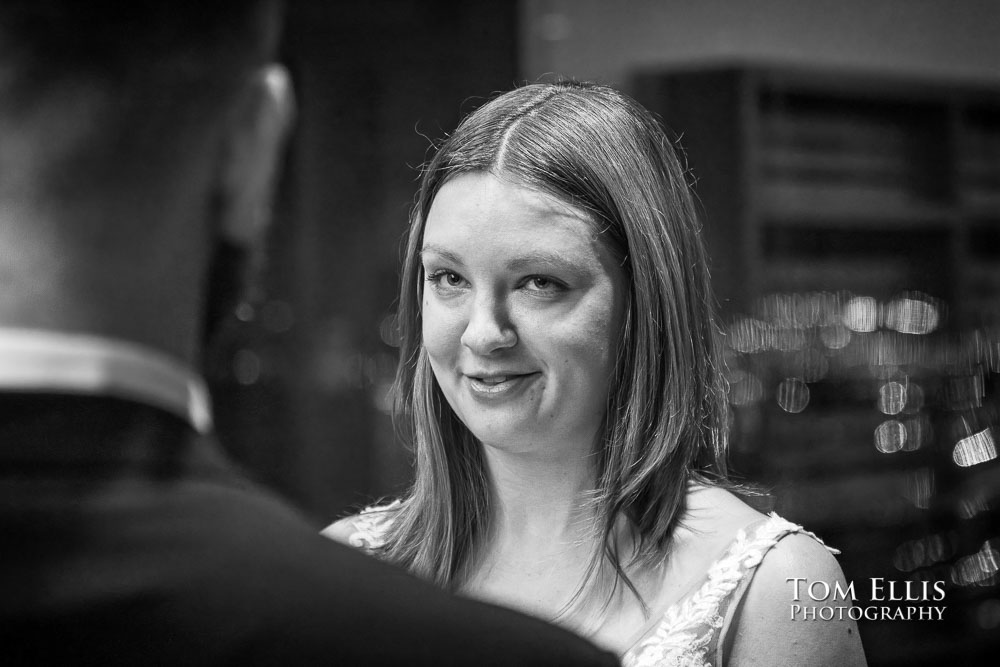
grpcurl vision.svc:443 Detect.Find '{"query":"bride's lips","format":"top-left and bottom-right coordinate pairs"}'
top-left (464, 372), bottom-right (540, 398)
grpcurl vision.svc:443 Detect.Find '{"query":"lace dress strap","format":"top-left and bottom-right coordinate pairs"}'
top-left (712, 515), bottom-right (837, 665)
top-left (624, 513), bottom-right (837, 667)
top-left (344, 500), bottom-right (401, 553)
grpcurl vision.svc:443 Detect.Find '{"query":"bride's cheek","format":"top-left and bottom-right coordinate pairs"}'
top-left (423, 309), bottom-right (463, 360)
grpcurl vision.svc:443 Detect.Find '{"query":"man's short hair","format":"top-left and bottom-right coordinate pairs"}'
top-left (0, 1), bottom-right (280, 201)
top-left (0, 1), bottom-right (277, 97)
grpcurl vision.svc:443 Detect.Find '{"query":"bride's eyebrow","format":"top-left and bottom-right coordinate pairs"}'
top-left (419, 245), bottom-right (464, 265)
top-left (506, 251), bottom-right (580, 273)
top-left (420, 246), bottom-right (591, 279)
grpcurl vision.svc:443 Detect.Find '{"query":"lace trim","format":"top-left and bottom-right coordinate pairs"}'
top-left (623, 513), bottom-right (836, 667)
top-left (346, 500), bottom-right (401, 552)
top-left (344, 508), bottom-right (835, 667)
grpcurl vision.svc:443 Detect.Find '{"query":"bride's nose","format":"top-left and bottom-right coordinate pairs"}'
top-left (460, 293), bottom-right (517, 355)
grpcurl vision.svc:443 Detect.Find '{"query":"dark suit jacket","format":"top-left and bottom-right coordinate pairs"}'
top-left (0, 394), bottom-right (618, 666)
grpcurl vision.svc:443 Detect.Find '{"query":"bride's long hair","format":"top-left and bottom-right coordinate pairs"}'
top-left (378, 81), bottom-right (730, 608)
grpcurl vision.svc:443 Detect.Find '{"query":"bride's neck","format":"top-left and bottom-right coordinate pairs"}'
top-left (467, 450), bottom-right (652, 642)
top-left (483, 445), bottom-right (600, 544)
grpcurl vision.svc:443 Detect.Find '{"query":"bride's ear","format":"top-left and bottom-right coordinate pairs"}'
top-left (216, 63), bottom-right (296, 249)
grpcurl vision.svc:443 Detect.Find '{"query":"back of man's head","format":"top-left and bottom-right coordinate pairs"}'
top-left (0, 0), bottom-right (279, 206)
top-left (0, 1), bottom-right (291, 360)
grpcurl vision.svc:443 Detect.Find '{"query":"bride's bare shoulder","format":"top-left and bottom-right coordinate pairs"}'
top-left (730, 532), bottom-right (867, 665)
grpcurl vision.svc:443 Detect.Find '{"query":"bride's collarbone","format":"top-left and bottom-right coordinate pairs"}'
top-left (464, 550), bottom-right (670, 649)
top-left (465, 551), bottom-right (588, 601)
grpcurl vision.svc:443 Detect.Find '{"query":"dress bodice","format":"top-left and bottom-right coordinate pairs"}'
top-left (621, 514), bottom-right (835, 666)
top-left (331, 506), bottom-right (836, 667)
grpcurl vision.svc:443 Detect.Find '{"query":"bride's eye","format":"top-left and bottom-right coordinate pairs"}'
top-left (531, 277), bottom-right (551, 289)
top-left (522, 275), bottom-right (566, 295)
top-left (426, 269), bottom-right (468, 292)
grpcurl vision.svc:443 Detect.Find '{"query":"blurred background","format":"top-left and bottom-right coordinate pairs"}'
top-left (206, 1), bottom-right (1000, 664)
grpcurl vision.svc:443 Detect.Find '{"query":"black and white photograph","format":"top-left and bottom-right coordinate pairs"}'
top-left (2, 1), bottom-right (998, 665)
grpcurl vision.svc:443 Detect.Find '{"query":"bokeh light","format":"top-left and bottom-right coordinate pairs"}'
top-left (952, 428), bottom-right (998, 467)
top-left (233, 348), bottom-right (262, 385)
top-left (776, 377), bottom-right (809, 413)
top-left (883, 294), bottom-right (940, 335)
top-left (902, 414), bottom-right (932, 451)
top-left (878, 381), bottom-right (907, 415)
top-left (875, 420), bottom-right (906, 453)
top-left (820, 323), bottom-right (852, 349)
top-left (951, 541), bottom-right (1000, 587)
top-left (728, 370), bottom-right (765, 406)
top-left (843, 296), bottom-right (878, 333)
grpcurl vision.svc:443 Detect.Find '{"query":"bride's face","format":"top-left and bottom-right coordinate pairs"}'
top-left (419, 172), bottom-right (624, 459)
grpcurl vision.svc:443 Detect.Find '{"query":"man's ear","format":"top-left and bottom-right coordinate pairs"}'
top-left (217, 63), bottom-right (296, 248)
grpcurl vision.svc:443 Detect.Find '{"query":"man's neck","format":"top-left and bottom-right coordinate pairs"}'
top-left (0, 235), bottom-right (205, 366)
top-left (0, 173), bottom-right (212, 368)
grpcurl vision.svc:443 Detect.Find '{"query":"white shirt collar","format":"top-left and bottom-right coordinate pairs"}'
top-left (0, 328), bottom-right (213, 434)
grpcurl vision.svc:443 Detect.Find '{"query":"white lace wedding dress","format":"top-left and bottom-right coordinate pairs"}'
top-left (332, 506), bottom-right (833, 667)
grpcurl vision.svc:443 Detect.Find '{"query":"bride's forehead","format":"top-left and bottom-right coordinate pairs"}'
top-left (422, 215), bottom-right (600, 264)
top-left (432, 173), bottom-right (588, 218)
top-left (425, 175), bottom-right (596, 242)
